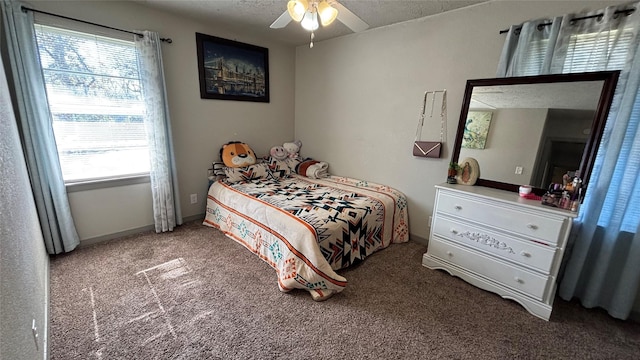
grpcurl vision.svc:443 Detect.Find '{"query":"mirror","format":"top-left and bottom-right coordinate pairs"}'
top-left (452, 71), bottom-right (620, 196)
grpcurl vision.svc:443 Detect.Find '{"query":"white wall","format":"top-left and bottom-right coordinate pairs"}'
top-left (293, 0), bottom-right (623, 240)
top-left (0, 50), bottom-right (49, 360)
top-left (67, 183), bottom-right (154, 240)
top-left (460, 108), bottom-right (547, 185)
top-left (30, 0), bottom-right (296, 241)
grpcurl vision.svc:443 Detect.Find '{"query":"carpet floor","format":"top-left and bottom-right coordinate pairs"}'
top-left (49, 220), bottom-right (640, 359)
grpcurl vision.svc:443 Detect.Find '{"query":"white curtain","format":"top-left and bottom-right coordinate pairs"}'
top-left (135, 31), bottom-right (182, 232)
top-left (1, 0), bottom-right (79, 254)
top-left (497, 2), bottom-right (640, 319)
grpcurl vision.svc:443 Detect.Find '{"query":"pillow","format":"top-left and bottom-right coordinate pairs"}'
top-left (224, 163), bottom-right (271, 183)
top-left (295, 159), bottom-right (329, 179)
top-left (267, 157), bottom-right (298, 179)
top-left (212, 161), bottom-right (227, 177)
top-left (284, 157), bottom-right (301, 172)
top-left (220, 141), bottom-right (257, 168)
top-left (296, 159), bottom-right (319, 176)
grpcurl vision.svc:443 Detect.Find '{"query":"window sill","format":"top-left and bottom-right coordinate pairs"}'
top-left (65, 174), bottom-right (150, 193)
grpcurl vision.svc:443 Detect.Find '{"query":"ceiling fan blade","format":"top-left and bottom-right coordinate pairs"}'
top-left (270, 10), bottom-right (292, 29)
top-left (334, 2), bottom-right (369, 32)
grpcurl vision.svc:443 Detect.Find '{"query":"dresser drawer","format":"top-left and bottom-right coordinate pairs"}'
top-left (428, 237), bottom-right (550, 301)
top-left (436, 192), bottom-right (566, 245)
top-left (432, 216), bottom-right (557, 273)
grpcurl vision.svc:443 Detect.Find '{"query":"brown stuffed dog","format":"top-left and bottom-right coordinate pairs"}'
top-left (220, 141), bottom-right (257, 168)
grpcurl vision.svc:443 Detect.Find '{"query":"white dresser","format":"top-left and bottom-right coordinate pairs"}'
top-left (422, 184), bottom-right (577, 320)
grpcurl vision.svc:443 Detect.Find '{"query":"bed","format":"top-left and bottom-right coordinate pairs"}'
top-left (203, 171), bottom-right (409, 301)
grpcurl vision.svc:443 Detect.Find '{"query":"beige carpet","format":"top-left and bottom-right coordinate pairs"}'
top-left (49, 221), bottom-right (640, 359)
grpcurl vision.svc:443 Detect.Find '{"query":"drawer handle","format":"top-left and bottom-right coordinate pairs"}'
top-left (446, 251), bottom-right (453, 257)
top-left (520, 251), bottom-right (531, 258)
top-left (527, 224), bottom-right (538, 230)
top-left (450, 229), bottom-right (458, 235)
top-left (454, 205), bottom-right (463, 211)
top-left (514, 277), bottom-right (524, 284)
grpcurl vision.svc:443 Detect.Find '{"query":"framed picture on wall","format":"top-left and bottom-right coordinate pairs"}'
top-left (462, 111), bottom-right (493, 149)
top-left (196, 33), bottom-right (270, 102)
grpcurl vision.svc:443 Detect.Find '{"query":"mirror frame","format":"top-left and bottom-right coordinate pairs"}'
top-left (452, 71), bottom-right (620, 196)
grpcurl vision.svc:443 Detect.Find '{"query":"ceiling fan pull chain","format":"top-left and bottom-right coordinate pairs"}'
top-left (310, 31), bottom-right (315, 48)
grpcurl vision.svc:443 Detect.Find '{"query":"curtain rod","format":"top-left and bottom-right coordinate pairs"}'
top-left (21, 6), bottom-right (173, 43)
top-left (499, 8), bottom-right (635, 34)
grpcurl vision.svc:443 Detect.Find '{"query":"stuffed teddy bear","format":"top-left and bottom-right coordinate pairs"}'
top-left (220, 141), bottom-right (257, 168)
top-left (283, 140), bottom-right (302, 159)
top-left (269, 146), bottom-right (288, 161)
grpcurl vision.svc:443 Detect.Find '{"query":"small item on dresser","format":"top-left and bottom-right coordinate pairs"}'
top-left (541, 177), bottom-right (583, 211)
top-left (570, 172), bottom-right (583, 200)
top-left (518, 185), bottom-right (532, 197)
top-left (447, 162), bottom-right (460, 184)
top-left (570, 179), bottom-right (583, 212)
top-left (456, 157), bottom-right (479, 186)
top-left (541, 183), bottom-right (562, 207)
top-left (570, 199), bottom-right (580, 212)
top-left (521, 193), bottom-right (542, 201)
top-left (541, 193), bottom-right (558, 207)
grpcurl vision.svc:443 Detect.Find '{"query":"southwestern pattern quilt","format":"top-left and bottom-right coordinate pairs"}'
top-left (203, 174), bottom-right (409, 301)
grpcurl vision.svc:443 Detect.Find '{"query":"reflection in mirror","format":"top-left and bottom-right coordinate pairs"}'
top-left (452, 71), bottom-right (620, 195)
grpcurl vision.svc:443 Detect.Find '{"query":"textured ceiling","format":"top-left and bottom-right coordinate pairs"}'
top-left (133, 0), bottom-right (490, 45)
top-left (471, 81), bottom-right (604, 110)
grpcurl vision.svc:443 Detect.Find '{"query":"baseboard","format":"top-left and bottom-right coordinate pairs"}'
top-left (182, 213), bottom-right (205, 223)
top-left (79, 214), bottom-right (205, 247)
top-left (79, 224), bottom-right (156, 247)
top-left (410, 233), bottom-right (429, 245)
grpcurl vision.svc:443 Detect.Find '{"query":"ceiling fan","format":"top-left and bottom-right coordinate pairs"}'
top-left (270, 0), bottom-right (369, 47)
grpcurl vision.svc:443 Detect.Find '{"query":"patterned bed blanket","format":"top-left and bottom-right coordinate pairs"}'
top-left (203, 174), bottom-right (409, 300)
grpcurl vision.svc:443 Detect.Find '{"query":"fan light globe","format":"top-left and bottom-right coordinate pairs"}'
top-left (301, 11), bottom-right (319, 31)
top-left (317, 1), bottom-right (338, 26)
top-left (287, 0), bottom-right (308, 22)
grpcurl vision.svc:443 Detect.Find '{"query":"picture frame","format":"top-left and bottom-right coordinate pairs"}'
top-left (462, 111), bottom-right (493, 149)
top-left (196, 32), bottom-right (269, 102)
top-left (456, 157), bottom-right (480, 186)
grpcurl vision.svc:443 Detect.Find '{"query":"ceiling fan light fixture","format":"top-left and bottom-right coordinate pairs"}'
top-left (287, 0), bottom-right (309, 22)
top-left (301, 10), bottom-right (319, 31)
top-left (317, 1), bottom-right (338, 26)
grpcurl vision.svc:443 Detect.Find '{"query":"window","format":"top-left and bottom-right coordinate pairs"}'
top-left (560, 28), bottom-right (638, 232)
top-left (562, 29), bottom-right (632, 72)
top-left (34, 25), bottom-right (150, 183)
top-left (517, 38), bottom-right (550, 76)
top-left (514, 28), bottom-right (633, 76)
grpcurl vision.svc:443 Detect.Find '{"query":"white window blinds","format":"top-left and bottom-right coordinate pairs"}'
top-left (562, 29), bottom-right (633, 72)
top-left (34, 24), bottom-right (150, 182)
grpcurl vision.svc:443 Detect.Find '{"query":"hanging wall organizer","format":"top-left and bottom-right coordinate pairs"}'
top-left (413, 90), bottom-right (446, 158)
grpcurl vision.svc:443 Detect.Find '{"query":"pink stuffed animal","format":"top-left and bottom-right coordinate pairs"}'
top-left (283, 140), bottom-right (302, 159)
top-left (270, 146), bottom-right (288, 160)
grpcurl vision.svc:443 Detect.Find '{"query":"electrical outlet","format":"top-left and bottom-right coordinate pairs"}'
top-left (190, 193), bottom-right (197, 204)
top-left (515, 166), bottom-right (523, 175)
top-left (32, 319), bottom-right (39, 350)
